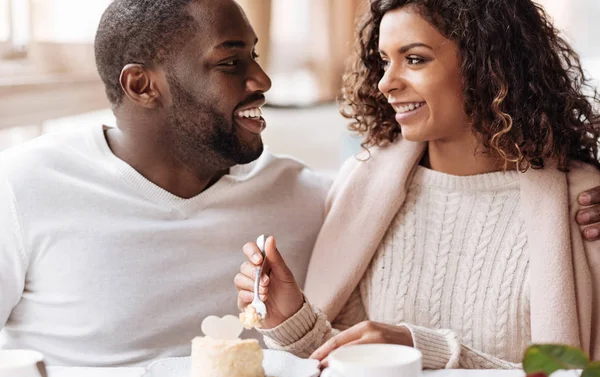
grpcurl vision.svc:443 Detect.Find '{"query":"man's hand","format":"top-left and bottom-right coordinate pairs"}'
top-left (577, 188), bottom-right (600, 240)
top-left (235, 236), bottom-right (304, 329)
top-left (309, 321), bottom-right (414, 366)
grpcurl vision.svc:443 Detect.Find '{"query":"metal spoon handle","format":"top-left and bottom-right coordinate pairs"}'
top-left (254, 264), bottom-right (263, 300)
top-left (254, 234), bottom-right (268, 299)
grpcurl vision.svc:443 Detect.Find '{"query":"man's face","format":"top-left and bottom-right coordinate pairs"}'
top-left (161, 0), bottom-right (271, 172)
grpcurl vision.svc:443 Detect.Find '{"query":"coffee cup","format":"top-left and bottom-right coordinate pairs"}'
top-left (0, 349), bottom-right (47, 377)
top-left (320, 344), bottom-right (422, 377)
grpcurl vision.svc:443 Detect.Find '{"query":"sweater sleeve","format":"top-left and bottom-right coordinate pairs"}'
top-left (404, 324), bottom-right (521, 369)
top-left (259, 288), bottom-right (367, 358)
top-left (0, 175), bottom-right (28, 328)
top-left (260, 286), bottom-right (522, 369)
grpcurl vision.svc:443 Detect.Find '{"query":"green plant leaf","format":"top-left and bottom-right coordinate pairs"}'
top-left (582, 361), bottom-right (600, 377)
top-left (523, 345), bottom-right (589, 376)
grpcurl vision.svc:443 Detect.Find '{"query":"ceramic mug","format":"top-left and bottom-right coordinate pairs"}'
top-left (320, 343), bottom-right (422, 377)
top-left (0, 349), bottom-right (47, 377)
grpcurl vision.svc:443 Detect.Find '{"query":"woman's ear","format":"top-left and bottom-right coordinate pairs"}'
top-left (119, 64), bottom-right (162, 109)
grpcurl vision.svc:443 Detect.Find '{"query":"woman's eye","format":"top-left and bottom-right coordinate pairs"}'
top-left (381, 59), bottom-right (391, 71)
top-left (406, 56), bottom-right (425, 65)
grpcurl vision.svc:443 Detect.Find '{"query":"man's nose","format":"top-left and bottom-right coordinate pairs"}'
top-left (247, 62), bottom-right (272, 93)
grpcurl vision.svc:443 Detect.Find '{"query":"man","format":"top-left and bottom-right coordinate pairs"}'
top-left (1, 0), bottom-right (600, 369)
top-left (0, 0), bottom-right (330, 367)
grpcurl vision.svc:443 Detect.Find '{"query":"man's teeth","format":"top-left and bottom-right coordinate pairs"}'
top-left (236, 107), bottom-right (263, 119)
top-left (396, 102), bottom-right (424, 113)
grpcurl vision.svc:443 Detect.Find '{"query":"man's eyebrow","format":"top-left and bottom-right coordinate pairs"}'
top-left (215, 38), bottom-right (258, 50)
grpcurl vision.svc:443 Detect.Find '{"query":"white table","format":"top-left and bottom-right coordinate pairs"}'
top-left (48, 367), bottom-right (147, 377)
top-left (46, 367), bottom-right (538, 377)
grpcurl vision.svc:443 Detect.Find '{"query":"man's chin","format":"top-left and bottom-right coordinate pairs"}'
top-left (234, 143), bottom-right (264, 165)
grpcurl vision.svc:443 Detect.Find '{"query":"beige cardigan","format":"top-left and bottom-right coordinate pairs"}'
top-left (303, 138), bottom-right (600, 360)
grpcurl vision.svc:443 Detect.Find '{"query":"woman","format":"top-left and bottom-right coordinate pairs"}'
top-left (235, 0), bottom-right (600, 369)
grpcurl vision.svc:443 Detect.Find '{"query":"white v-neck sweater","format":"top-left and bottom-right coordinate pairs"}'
top-left (0, 124), bottom-right (331, 367)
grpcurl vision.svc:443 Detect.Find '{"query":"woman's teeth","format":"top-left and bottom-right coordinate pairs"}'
top-left (395, 102), bottom-right (425, 114)
top-left (236, 107), bottom-right (263, 119)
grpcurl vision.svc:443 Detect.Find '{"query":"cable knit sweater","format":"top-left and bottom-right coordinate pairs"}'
top-left (262, 166), bottom-right (529, 369)
top-left (260, 138), bottom-right (600, 369)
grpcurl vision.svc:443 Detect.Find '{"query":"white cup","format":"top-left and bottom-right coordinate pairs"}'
top-left (321, 344), bottom-right (422, 377)
top-left (0, 349), bottom-right (47, 377)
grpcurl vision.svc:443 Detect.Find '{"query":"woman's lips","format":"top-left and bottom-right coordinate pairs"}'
top-left (395, 102), bottom-right (427, 123)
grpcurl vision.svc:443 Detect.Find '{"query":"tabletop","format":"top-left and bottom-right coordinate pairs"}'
top-left (47, 366), bottom-right (553, 377)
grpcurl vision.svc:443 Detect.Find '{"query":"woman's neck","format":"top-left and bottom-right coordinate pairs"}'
top-left (423, 137), bottom-right (514, 176)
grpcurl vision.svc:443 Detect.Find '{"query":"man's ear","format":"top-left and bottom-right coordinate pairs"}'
top-left (119, 64), bottom-right (162, 108)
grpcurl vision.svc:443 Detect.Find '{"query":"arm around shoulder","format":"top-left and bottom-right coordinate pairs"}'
top-left (567, 162), bottom-right (600, 359)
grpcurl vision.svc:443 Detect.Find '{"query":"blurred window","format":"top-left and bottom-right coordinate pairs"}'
top-left (0, 0), bottom-right (9, 42)
top-left (0, 0), bottom-right (598, 152)
top-left (0, 0), bottom-right (30, 59)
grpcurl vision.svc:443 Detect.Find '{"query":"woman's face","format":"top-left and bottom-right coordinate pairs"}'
top-left (377, 6), bottom-right (471, 143)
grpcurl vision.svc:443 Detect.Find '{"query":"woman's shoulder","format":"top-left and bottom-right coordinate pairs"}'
top-left (326, 139), bottom-right (426, 208)
top-left (566, 161), bottom-right (600, 195)
top-left (335, 138), bottom-right (425, 182)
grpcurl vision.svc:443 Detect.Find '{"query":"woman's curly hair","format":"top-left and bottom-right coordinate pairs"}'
top-left (342, 0), bottom-right (600, 171)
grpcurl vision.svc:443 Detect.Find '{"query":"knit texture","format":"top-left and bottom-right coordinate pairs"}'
top-left (263, 166), bottom-right (530, 369)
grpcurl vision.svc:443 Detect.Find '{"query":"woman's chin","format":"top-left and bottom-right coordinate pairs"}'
top-left (400, 127), bottom-right (428, 143)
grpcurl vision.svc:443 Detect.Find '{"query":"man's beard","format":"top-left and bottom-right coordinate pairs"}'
top-left (163, 76), bottom-right (263, 173)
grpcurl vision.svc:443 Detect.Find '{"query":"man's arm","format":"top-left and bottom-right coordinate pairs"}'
top-left (0, 176), bottom-right (28, 327)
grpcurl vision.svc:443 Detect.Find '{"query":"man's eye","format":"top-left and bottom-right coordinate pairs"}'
top-left (252, 52), bottom-right (260, 61)
top-left (221, 60), bottom-right (239, 67)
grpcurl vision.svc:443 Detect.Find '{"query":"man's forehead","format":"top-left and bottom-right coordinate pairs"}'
top-left (187, 0), bottom-right (254, 41)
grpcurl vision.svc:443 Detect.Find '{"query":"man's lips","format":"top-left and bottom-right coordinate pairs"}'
top-left (234, 95), bottom-right (266, 134)
top-left (234, 108), bottom-right (265, 134)
top-left (235, 95), bottom-right (266, 113)
top-left (234, 116), bottom-right (266, 134)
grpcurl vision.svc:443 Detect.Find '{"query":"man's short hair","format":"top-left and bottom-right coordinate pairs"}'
top-left (95, 0), bottom-right (198, 107)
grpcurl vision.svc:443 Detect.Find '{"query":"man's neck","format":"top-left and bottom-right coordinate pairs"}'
top-left (423, 135), bottom-right (513, 176)
top-left (104, 127), bottom-right (228, 199)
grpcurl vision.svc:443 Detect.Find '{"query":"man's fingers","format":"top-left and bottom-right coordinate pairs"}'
top-left (582, 225), bottom-right (600, 241)
top-left (577, 205), bottom-right (600, 225)
top-left (579, 186), bottom-right (600, 206)
top-left (242, 242), bottom-right (263, 266)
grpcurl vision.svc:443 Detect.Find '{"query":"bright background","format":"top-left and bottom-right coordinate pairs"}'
top-left (0, 0), bottom-right (598, 174)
